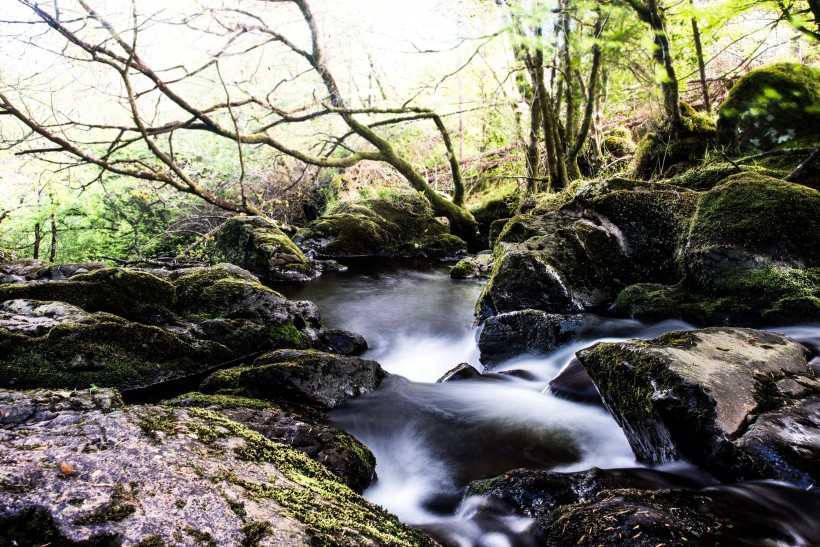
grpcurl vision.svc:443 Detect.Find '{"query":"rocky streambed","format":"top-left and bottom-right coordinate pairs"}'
top-left (2, 161), bottom-right (820, 545)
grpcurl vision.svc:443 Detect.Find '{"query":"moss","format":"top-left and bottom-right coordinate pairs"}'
top-left (74, 483), bottom-right (136, 525)
top-left (0, 268), bottom-right (176, 324)
top-left (663, 162), bottom-right (779, 190)
top-left (185, 408), bottom-right (436, 546)
top-left (184, 527), bottom-right (218, 547)
top-left (631, 102), bottom-right (717, 180)
top-left (466, 476), bottom-right (500, 496)
top-left (688, 173), bottom-right (820, 265)
top-left (718, 62), bottom-right (820, 153)
top-left (212, 216), bottom-right (314, 279)
top-left (602, 128), bottom-right (637, 158)
top-left (137, 409), bottom-right (179, 443)
top-left (163, 391), bottom-right (275, 411)
top-left (240, 521), bottom-right (273, 547)
top-left (0, 313), bottom-right (229, 391)
top-left (137, 535), bottom-right (167, 547)
top-left (200, 367), bottom-right (253, 394)
top-left (450, 258), bottom-right (478, 279)
top-left (657, 330), bottom-right (696, 348)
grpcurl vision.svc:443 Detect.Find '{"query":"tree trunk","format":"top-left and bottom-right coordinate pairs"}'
top-left (33, 223), bottom-right (41, 260)
top-left (690, 0), bottom-right (711, 113)
top-left (49, 214), bottom-right (57, 262)
top-left (647, 0), bottom-right (681, 126)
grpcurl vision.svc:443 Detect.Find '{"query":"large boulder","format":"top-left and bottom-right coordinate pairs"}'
top-left (294, 192), bottom-right (467, 258)
top-left (0, 265), bottom-right (328, 392)
top-left (577, 327), bottom-right (820, 487)
top-left (212, 216), bottom-right (319, 282)
top-left (717, 62), bottom-right (820, 154)
top-left (462, 467), bottom-right (820, 547)
top-left (477, 179), bottom-right (696, 321)
top-left (0, 389), bottom-right (434, 546)
top-left (0, 267), bottom-right (177, 324)
top-left (200, 349), bottom-right (386, 410)
top-left (164, 392), bottom-right (376, 493)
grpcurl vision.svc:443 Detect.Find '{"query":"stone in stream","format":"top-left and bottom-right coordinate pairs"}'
top-left (461, 467), bottom-right (820, 547)
top-left (577, 327), bottom-right (820, 487)
top-left (200, 349), bottom-right (387, 410)
top-left (0, 389), bottom-right (434, 546)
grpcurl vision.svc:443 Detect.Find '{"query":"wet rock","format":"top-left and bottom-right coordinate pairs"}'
top-left (201, 349), bottom-right (386, 410)
top-left (547, 358), bottom-right (601, 404)
top-left (164, 392), bottom-right (376, 493)
top-left (717, 62), bottom-right (820, 154)
top-left (212, 215), bottom-right (320, 282)
top-left (319, 328), bottom-right (368, 356)
top-left (577, 327), bottom-right (820, 486)
top-left (0, 389), bottom-right (434, 546)
top-left (465, 467), bottom-right (820, 547)
top-left (294, 192), bottom-right (467, 259)
top-left (437, 363), bottom-right (482, 382)
top-left (449, 252), bottom-right (494, 279)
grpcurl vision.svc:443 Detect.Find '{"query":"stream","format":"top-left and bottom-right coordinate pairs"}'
top-left (277, 260), bottom-right (820, 546)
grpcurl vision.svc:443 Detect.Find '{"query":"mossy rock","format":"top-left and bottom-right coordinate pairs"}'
top-left (468, 183), bottom-right (520, 249)
top-left (663, 162), bottom-right (780, 190)
top-left (602, 127), bottom-right (637, 158)
top-left (0, 308), bottom-right (230, 391)
top-left (614, 270), bottom-right (820, 326)
top-left (212, 216), bottom-right (318, 282)
top-left (163, 392), bottom-right (377, 493)
top-left (717, 62), bottom-right (820, 153)
top-left (684, 172), bottom-right (820, 290)
top-left (577, 328), bottom-right (819, 486)
top-left (200, 349), bottom-right (386, 410)
top-left (0, 268), bottom-right (176, 325)
top-left (0, 249), bottom-right (18, 264)
top-left (631, 102), bottom-right (717, 180)
top-left (295, 192), bottom-right (467, 258)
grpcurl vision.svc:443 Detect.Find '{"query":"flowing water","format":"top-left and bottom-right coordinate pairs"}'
top-left (277, 261), bottom-right (820, 546)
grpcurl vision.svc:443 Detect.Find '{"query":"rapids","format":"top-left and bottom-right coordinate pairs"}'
top-left (277, 260), bottom-right (820, 546)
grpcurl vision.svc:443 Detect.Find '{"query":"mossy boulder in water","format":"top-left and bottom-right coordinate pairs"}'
top-left (212, 216), bottom-right (319, 282)
top-left (200, 349), bottom-right (386, 410)
top-left (294, 192), bottom-right (467, 258)
top-left (631, 102), bottom-right (716, 180)
top-left (717, 62), bottom-right (820, 153)
top-left (577, 327), bottom-right (820, 487)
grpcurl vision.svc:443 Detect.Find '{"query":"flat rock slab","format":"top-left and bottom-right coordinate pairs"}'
top-left (577, 327), bottom-right (820, 486)
top-left (0, 389), bottom-right (434, 546)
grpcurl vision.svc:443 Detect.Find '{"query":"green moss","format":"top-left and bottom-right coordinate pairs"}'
top-left (212, 216), bottom-right (314, 279)
top-left (656, 330), bottom-right (696, 348)
top-left (137, 409), bottom-right (178, 443)
top-left (163, 392), bottom-right (275, 411)
top-left (200, 367), bottom-right (253, 394)
top-left (240, 521), bottom-right (272, 547)
top-left (185, 408), bottom-right (436, 546)
top-left (466, 477), bottom-right (500, 496)
top-left (0, 268), bottom-right (176, 324)
top-left (718, 62), bottom-right (820, 153)
top-left (184, 527), bottom-right (217, 547)
top-left (631, 102), bottom-right (717, 180)
top-left (74, 483), bottom-right (136, 525)
top-left (450, 258), bottom-right (478, 279)
top-left (137, 535), bottom-right (167, 547)
top-left (689, 173), bottom-right (820, 265)
top-left (0, 314), bottom-right (229, 391)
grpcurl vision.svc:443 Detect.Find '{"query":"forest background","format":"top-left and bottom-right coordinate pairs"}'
top-left (0, 0), bottom-right (816, 263)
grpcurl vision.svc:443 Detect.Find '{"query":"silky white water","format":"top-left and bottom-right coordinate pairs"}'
top-left (277, 261), bottom-right (820, 545)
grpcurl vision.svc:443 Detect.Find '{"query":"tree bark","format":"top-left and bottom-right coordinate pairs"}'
top-left (690, 0), bottom-right (711, 113)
